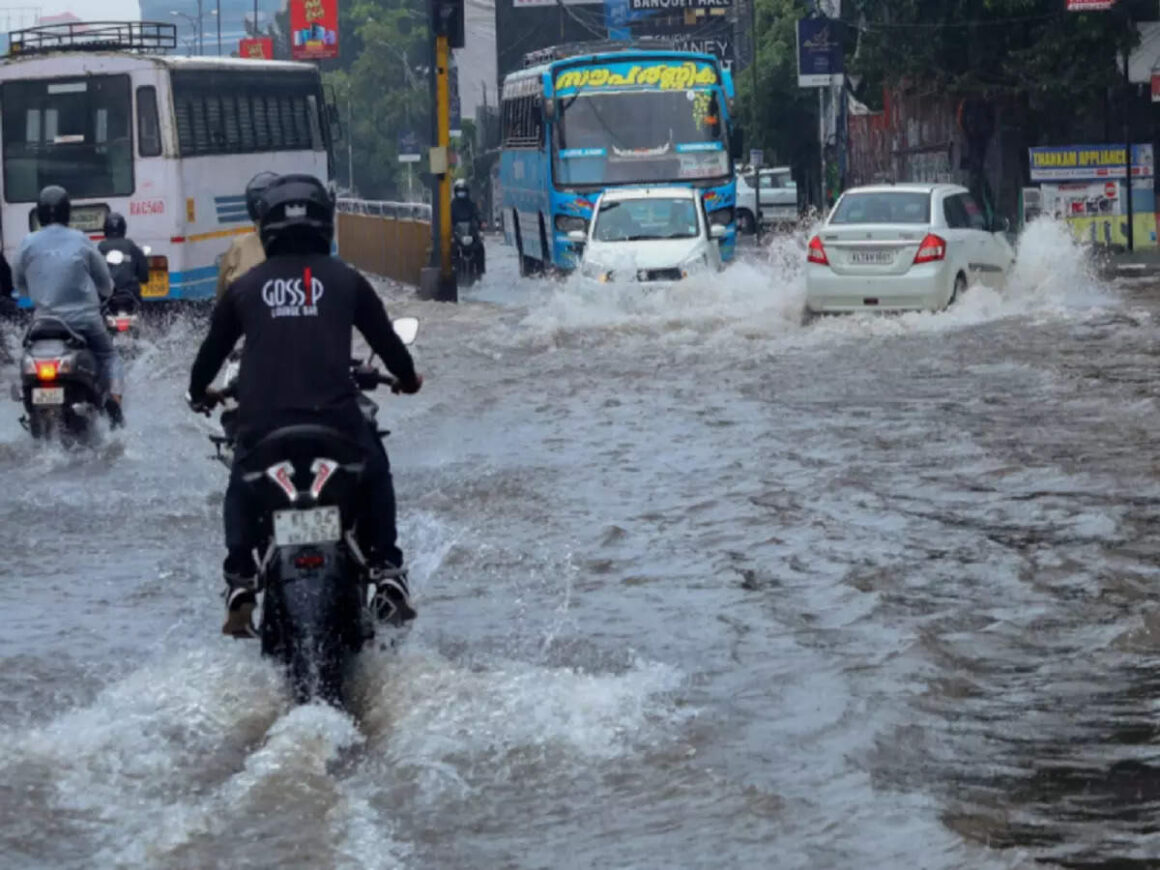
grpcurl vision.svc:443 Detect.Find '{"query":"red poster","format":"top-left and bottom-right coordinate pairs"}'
top-left (238, 37), bottom-right (274, 59)
top-left (290, 0), bottom-right (339, 60)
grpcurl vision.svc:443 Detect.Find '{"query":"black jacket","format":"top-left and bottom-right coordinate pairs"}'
top-left (450, 196), bottom-right (481, 229)
top-left (97, 238), bottom-right (149, 297)
top-left (188, 254), bottom-right (418, 441)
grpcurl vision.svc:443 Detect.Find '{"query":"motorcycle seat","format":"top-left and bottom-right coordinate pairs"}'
top-left (24, 317), bottom-right (87, 347)
top-left (239, 424), bottom-right (366, 476)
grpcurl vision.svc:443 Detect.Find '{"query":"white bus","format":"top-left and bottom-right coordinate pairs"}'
top-left (2, 21), bottom-right (336, 304)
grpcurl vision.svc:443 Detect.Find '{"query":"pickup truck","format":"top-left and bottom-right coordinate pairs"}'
top-left (735, 167), bottom-right (799, 234)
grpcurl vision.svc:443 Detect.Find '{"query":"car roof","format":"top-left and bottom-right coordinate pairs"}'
top-left (840, 183), bottom-right (967, 196)
top-left (598, 186), bottom-right (698, 202)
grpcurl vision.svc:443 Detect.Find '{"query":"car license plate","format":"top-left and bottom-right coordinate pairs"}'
top-left (31, 387), bottom-right (64, 405)
top-left (850, 250), bottom-right (894, 265)
top-left (273, 506), bottom-right (341, 547)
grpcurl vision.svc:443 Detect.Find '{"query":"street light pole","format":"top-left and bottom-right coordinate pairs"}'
top-left (749, 0), bottom-right (762, 240)
top-left (216, 0), bottom-right (221, 55)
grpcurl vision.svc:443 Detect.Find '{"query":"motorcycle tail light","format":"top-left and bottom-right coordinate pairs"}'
top-left (295, 553), bottom-right (325, 569)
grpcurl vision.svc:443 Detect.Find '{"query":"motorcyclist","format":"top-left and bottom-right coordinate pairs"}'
top-left (97, 212), bottom-right (149, 309)
top-left (215, 171), bottom-right (277, 300)
top-left (13, 185), bottom-right (124, 426)
top-left (187, 173), bottom-right (424, 638)
top-left (450, 178), bottom-right (485, 275)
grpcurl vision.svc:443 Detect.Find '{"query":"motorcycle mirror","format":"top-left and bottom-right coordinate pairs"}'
top-left (142, 245), bottom-right (152, 256)
top-left (393, 316), bottom-right (419, 346)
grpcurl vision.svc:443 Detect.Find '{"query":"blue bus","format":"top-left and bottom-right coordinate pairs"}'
top-left (499, 45), bottom-right (741, 276)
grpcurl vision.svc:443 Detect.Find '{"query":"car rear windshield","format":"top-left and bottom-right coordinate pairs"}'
top-left (830, 192), bottom-right (930, 224)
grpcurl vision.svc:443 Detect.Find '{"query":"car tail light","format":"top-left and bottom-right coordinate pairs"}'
top-left (807, 235), bottom-right (829, 265)
top-left (913, 233), bottom-right (947, 264)
top-left (35, 359), bottom-right (60, 380)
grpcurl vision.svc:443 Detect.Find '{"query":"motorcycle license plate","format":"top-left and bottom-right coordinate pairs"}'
top-left (31, 387), bottom-right (64, 405)
top-left (273, 506), bottom-right (341, 547)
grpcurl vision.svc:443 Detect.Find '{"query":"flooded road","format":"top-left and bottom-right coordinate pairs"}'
top-left (3, 221), bottom-right (1160, 868)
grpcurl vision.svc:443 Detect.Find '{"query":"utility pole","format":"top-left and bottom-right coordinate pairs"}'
top-left (216, 0), bottom-right (221, 54)
top-left (420, 0), bottom-right (464, 302)
top-left (347, 88), bottom-right (355, 194)
top-left (749, 0), bottom-right (762, 239)
top-left (1123, 39), bottom-right (1135, 252)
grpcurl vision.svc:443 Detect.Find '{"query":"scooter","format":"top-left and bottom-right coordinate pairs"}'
top-left (12, 317), bottom-right (109, 445)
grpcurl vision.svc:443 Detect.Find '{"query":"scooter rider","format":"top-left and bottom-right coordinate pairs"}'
top-left (98, 212), bottom-right (149, 306)
top-left (215, 171), bottom-right (277, 300)
top-left (450, 178), bottom-right (486, 275)
top-left (187, 173), bottom-right (424, 638)
top-left (13, 185), bottom-right (125, 426)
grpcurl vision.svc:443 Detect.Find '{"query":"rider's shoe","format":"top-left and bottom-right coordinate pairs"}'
top-left (105, 395), bottom-right (125, 429)
top-left (368, 563), bottom-right (416, 626)
top-left (222, 571), bottom-right (258, 638)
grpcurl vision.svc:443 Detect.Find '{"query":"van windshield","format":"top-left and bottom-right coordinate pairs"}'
top-left (2, 75), bottom-right (134, 203)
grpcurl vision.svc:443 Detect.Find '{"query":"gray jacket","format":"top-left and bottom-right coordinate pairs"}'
top-left (13, 224), bottom-right (113, 322)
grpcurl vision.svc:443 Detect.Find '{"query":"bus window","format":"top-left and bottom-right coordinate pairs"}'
top-left (137, 85), bottom-right (161, 157)
top-left (306, 94), bottom-right (324, 150)
top-left (2, 74), bottom-right (134, 202)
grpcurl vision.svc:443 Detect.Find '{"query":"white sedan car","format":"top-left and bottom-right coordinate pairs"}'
top-left (805, 183), bottom-right (1015, 314)
top-left (572, 186), bottom-right (725, 284)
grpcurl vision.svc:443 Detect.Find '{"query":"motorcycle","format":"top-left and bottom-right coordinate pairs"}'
top-left (104, 292), bottom-right (140, 342)
top-left (452, 221), bottom-right (482, 287)
top-left (203, 317), bottom-right (420, 707)
top-left (11, 317), bottom-right (107, 444)
top-left (102, 246), bottom-right (149, 343)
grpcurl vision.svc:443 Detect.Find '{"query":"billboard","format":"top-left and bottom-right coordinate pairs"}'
top-left (290, 0), bottom-right (339, 60)
top-left (1067, 0), bottom-right (1114, 9)
top-left (238, 37), bottom-right (274, 59)
top-left (797, 18), bottom-right (843, 87)
top-left (1028, 144), bottom-right (1154, 182)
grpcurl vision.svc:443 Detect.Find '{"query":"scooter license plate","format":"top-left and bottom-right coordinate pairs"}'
top-left (273, 506), bottom-right (341, 547)
top-left (31, 387), bottom-right (65, 405)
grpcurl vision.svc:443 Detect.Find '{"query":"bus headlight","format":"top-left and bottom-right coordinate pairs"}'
top-left (555, 214), bottom-right (588, 234)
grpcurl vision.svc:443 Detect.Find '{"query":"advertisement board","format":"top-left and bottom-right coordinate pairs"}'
top-left (797, 18), bottom-right (842, 87)
top-left (1027, 144), bottom-right (1153, 182)
top-left (1066, 0), bottom-right (1115, 10)
top-left (290, 0), bottom-right (339, 60)
top-left (238, 37), bottom-right (273, 59)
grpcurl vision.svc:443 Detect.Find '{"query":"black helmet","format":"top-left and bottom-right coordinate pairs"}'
top-left (257, 173), bottom-right (334, 256)
top-left (103, 212), bottom-right (127, 239)
top-left (245, 171), bottom-right (280, 223)
top-left (37, 185), bottom-right (70, 227)
top-left (453, 178), bottom-right (468, 198)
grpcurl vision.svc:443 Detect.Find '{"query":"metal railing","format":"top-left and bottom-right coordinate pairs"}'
top-left (336, 198), bottom-right (431, 223)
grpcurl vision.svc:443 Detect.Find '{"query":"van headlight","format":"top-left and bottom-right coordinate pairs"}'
top-left (678, 253), bottom-right (710, 278)
top-left (581, 262), bottom-right (614, 282)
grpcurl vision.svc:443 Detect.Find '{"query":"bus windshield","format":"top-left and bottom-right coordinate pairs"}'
top-left (2, 74), bottom-right (134, 203)
top-left (553, 88), bottom-right (729, 187)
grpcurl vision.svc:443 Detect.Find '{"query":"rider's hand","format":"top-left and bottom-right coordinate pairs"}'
top-left (186, 390), bottom-right (215, 416)
top-left (392, 373), bottom-right (423, 395)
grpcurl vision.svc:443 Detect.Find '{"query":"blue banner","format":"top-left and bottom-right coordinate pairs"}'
top-left (797, 18), bottom-right (843, 88)
top-left (604, 0), bottom-right (631, 39)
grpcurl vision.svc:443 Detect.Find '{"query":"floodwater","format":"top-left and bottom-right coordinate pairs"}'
top-left (3, 220), bottom-right (1160, 869)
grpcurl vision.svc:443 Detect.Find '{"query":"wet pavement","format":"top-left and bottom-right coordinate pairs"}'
top-left (2, 220), bottom-right (1160, 868)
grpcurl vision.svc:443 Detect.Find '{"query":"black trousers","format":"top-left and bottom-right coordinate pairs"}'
top-left (223, 423), bottom-right (403, 576)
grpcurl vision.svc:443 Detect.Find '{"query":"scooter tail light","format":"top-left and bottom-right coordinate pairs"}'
top-left (264, 461), bottom-right (298, 502)
top-left (35, 359), bottom-right (60, 381)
